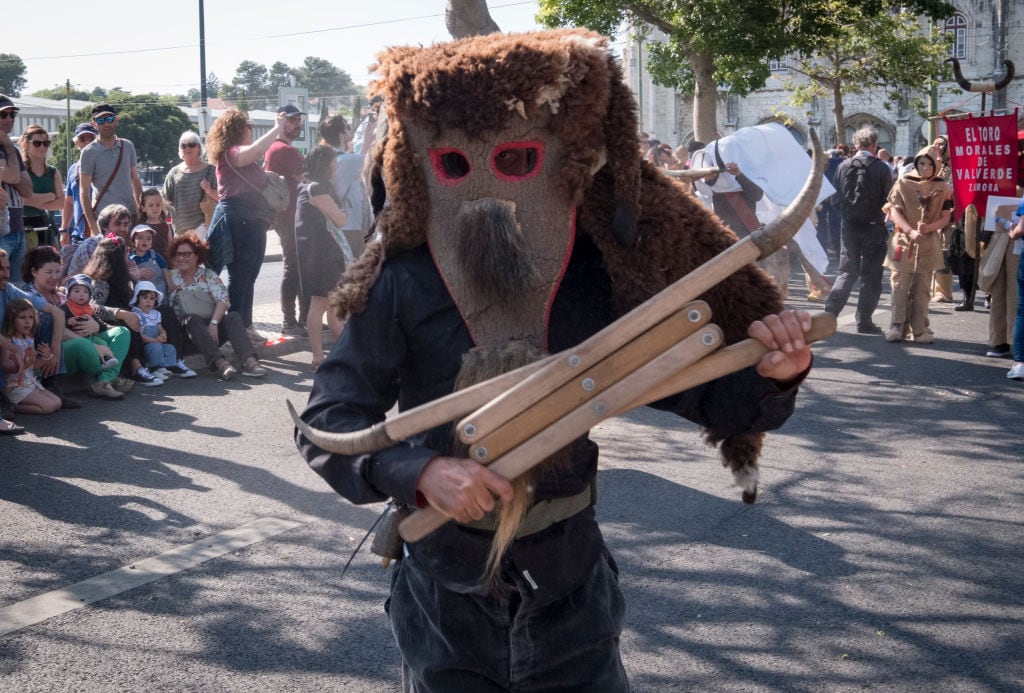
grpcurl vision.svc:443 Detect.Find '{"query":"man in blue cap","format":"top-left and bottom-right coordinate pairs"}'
top-left (59, 122), bottom-right (98, 246)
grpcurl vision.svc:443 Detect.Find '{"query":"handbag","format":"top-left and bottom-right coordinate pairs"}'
top-left (977, 231), bottom-right (1009, 293)
top-left (261, 171), bottom-right (290, 212)
top-left (326, 215), bottom-right (355, 265)
top-left (176, 287), bottom-right (217, 321)
top-left (224, 152), bottom-right (289, 213)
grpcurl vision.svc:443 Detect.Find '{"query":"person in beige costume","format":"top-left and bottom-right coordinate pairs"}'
top-left (885, 145), bottom-right (952, 343)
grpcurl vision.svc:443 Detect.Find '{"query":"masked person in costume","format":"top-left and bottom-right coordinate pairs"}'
top-left (295, 30), bottom-right (821, 692)
top-left (884, 146), bottom-right (953, 343)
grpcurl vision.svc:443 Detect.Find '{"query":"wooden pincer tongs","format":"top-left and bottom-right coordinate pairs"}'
top-left (290, 129), bottom-right (836, 543)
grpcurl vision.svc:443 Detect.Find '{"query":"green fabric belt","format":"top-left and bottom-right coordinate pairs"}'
top-left (465, 479), bottom-right (597, 538)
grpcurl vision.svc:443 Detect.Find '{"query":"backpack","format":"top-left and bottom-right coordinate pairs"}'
top-left (842, 156), bottom-right (884, 223)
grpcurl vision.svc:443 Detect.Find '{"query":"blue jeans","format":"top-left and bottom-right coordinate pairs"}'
top-left (387, 548), bottom-right (628, 692)
top-left (825, 220), bottom-right (888, 327)
top-left (226, 214), bottom-right (268, 328)
top-left (0, 226), bottom-right (26, 283)
top-left (1014, 249), bottom-right (1024, 362)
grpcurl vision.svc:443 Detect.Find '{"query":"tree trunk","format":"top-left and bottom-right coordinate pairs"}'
top-left (690, 51), bottom-right (719, 143)
top-left (446, 0), bottom-right (500, 39)
top-left (832, 82), bottom-right (845, 146)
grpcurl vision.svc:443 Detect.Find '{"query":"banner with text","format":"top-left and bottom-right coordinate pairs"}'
top-left (943, 112), bottom-right (1018, 221)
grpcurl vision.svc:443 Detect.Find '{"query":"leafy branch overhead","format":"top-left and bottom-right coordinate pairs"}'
top-left (784, 7), bottom-right (952, 144)
top-left (537, 0), bottom-right (954, 142)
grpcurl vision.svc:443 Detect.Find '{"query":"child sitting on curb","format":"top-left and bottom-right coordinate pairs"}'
top-left (2, 299), bottom-right (62, 414)
top-left (130, 281), bottom-right (196, 379)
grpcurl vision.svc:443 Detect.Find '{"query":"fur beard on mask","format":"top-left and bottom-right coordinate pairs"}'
top-left (454, 198), bottom-right (542, 306)
top-left (450, 339), bottom-right (574, 594)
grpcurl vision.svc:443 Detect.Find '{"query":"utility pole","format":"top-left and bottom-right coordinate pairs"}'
top-left (198, 0), bottom-right (210, 140)
top-left (65, 79), bottom-right (71, 176)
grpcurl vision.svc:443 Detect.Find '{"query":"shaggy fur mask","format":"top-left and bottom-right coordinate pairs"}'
top-left (335, 29), bottom-right (643, 348)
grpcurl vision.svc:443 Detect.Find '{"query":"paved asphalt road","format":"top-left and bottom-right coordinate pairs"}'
top-left (2, 246), bottom-right (1022, 692)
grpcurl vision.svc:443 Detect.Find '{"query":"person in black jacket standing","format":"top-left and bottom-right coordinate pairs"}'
top-left (824, 126), bottom-right (894, 333)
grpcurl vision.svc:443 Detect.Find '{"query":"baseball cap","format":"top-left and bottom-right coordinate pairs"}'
top-left (74, 123), bottom-right (98, 139)
top-left (0, 94), bottom-right (17, 112)
top-left (91, 103), bottom-right (117, 117)
top-left (276, 104), bottom-right (306, 117)
top-left (66, 274), bottom-right (94, 297)
top-left (130, 224), bottom-right (156, 239)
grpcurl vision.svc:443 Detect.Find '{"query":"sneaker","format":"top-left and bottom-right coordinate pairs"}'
top-left (1007, 363), bottom-right (1024, 381)
top-left (111, 376), bottom-right (136, 393)
top-left (281, 322), bottom-right (308, 337)
top-left (932, 294), bottom-right (952, 303)
top-left (89, 381), bottom-right (124, 400)
top-left (912, 332), bottom-right (935, 344)
top-left (857, 322), bottom-right (883, 335)
top-left (134, 367), bottom-right (164, 387)
top-left (953, 301), bottom-right (974, 312)
top-left (168, 359), bottom-right (198, 378)
top-left (986, 345), bottom-right (1011, 358)
top-left (101, 355), bottom-right (119, 369)
top-left (154, 367), bottom-right (173, 380)
top-left (885, 324), bottom-right (904, 342)
top-left (241, 361), bottom-right (267, 378)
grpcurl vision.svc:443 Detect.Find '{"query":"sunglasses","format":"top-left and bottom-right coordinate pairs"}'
top-left (175, 250), bottom-right (195, 258)
top-left (0, 110), bottom-right (18, 120)
top-left (31, 140), bottom-right (51, 148)
top-left (181, 142), bottom-right (199, 149)
top-left (94, 115), bottom-right (116, 124)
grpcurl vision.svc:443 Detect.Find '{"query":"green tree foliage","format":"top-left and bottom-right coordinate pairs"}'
top-left (785, 7), bottom-right (952, 145)
top-left (50, 95), bottom-right (194, 177)
top-left (225, 57), bottom-right (358, 111)
top-left (0, 53), bottom-right (27, 96)
top-left (537, 0), bottom-right (954, 142)
top-left (296, 57), bottom-right (356, 101)
top-left (30, 86), bottom-right (94, 101)
top-left (231, 60), bottom-right (269, 103)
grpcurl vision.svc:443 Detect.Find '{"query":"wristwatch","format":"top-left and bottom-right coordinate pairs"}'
top-left (210, 319), bottom-right (219, 325)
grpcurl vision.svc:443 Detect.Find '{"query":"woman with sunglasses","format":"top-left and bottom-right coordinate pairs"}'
top-left (18, 124), bottom-right (64, 245)
top-left (162, 131), bottom-right (217, 237)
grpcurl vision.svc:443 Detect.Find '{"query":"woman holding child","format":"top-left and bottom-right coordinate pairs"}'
top-left (167, 231), bottom-right (266, 381)
top-left (22, 245), bottom-right (132, 400)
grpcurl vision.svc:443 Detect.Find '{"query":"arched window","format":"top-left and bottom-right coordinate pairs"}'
top-left (944, 15), bottom-right (967, 60)
top-left (844, 116), bottom-right (894, 153)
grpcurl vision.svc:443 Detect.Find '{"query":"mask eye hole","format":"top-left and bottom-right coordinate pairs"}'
top-left (491, 141), bottom-right (543, 181)
top-left (429, 148), bottom-right (471, 185)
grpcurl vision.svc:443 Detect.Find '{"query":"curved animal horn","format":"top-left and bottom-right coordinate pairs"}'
top-left (947, 57), bottom-right (1016, 93)
top-left (995, 60), bottom-right (1015, 90)
top-left (288, 400), bottom-right (396, 455)
top-left (946, 57), bottom-right (972, 91)
top-left (714, 140), bottom-right (727, 172)
top-left (748, 128), bottom-right (826, 260)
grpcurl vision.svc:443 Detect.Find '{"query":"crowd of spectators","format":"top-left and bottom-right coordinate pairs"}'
top-left (1, 96), bottom-right (377, 435)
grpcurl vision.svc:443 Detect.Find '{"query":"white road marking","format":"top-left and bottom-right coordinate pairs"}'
top-left (0, 516), bottom-right (303, 637)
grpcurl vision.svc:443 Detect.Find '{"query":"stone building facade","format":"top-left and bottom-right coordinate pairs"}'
top-left (624, 1), bottom-right (1023, 157)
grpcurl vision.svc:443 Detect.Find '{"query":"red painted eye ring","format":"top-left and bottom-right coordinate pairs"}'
top-left (491, 141), bottom-right (544, 181)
